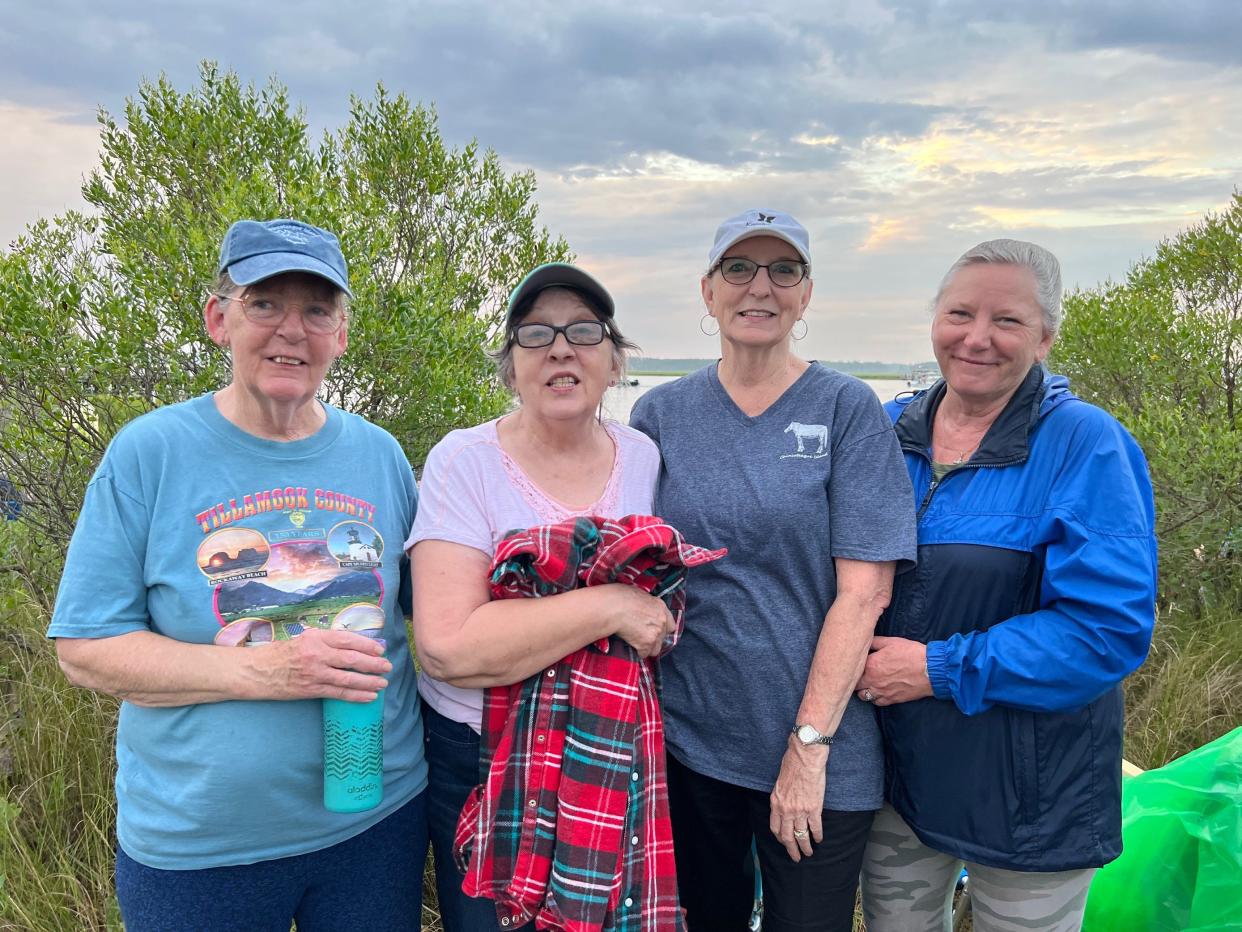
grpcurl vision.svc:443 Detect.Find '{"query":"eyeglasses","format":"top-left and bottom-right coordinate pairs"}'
top-left (512, 320), bottom-right (607, 349)
top-left (216, 293), bottom-right (346, 335)
top-left (715, 257), bottom-right (809, 287)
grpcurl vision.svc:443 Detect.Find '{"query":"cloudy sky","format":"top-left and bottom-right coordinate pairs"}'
top-left (2, 0), bottom-right (1239, 362)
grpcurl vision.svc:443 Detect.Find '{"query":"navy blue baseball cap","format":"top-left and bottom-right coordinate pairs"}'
top-left (505, 262), bottom-right (615, 324)
top-left (218, 219), bottom-right (352, 297)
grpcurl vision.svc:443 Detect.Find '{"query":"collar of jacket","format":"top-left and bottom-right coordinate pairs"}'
top-left (894, 363), bottom-right (1046, 468)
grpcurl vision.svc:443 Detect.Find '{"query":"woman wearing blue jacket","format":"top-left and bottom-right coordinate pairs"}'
top-left (858, 240), bottom-right (1158, 932)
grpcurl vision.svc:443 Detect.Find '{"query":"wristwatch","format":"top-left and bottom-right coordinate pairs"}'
top-left (792, 723), bottom-right (834, 747)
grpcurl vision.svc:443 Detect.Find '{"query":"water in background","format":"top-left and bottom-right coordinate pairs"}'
top-left (604, 374), bottom-right (911, 424)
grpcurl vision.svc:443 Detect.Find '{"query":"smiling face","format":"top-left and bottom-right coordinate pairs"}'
top-left (931, 263), bottom-right (1053, 408)
top-left (204, 272), bottom-right (348, 412)
top-left (510, 287), bottom-right (619, 422)
top-left (701, 235), bottom-right (812, 352)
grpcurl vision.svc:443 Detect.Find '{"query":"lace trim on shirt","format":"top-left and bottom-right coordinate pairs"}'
top-left (496, 421), bottom-right (625, 524)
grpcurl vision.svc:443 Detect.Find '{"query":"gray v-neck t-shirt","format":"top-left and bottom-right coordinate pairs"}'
top-left (630, 362), bottom-right (916, 810)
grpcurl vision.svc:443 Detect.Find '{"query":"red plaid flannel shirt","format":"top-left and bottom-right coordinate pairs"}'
top-left (453, 515), bottom-right (725, 931)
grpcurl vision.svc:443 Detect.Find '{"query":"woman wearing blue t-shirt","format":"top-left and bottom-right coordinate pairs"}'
top-left (48, 220), bottom-right (428, 931)
top-left (629, 209), bottom-right (917, 931)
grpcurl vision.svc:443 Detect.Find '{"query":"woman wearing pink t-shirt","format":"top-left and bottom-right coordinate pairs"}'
top-left (406, 263), bottom-right (675, 932)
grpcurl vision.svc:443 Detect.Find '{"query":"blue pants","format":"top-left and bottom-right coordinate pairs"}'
top-left (423, 699), bottom-right (533, 932)
top-left (116, 791), bottom-right (428, 932)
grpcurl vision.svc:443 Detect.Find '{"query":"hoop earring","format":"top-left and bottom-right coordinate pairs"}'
top-left (792, 318), bottom-right (808, 341)
top-left (699, 314), bottom-right (720, 337)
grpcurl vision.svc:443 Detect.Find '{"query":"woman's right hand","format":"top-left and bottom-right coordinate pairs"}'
top-left (604, 585), bottom-right (677, 658)
top-left (260, 627), bottom-right (392, 702)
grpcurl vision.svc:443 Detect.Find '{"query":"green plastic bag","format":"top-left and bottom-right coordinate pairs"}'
top-left (1082, 727), bottom-right (1242, 932)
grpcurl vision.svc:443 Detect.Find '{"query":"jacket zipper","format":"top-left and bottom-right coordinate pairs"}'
top-left (916, 476), bottom-right (939, 520)
top-left (913, 456), bottom-right (1013, 520)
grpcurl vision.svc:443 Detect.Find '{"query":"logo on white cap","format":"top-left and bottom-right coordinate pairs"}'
top-left (747, 212), bottom-right (776, 226)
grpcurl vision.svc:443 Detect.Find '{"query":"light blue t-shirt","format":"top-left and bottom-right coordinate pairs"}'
top-left (48, 394), bottom-right (427, 869)
top-left (630, 363), bottom-right (917, 810)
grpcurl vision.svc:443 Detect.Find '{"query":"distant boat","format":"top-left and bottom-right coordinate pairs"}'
top-left (622, 377), bottom-right (640, 386)
top-left (906, 365), bottom-right (940, 389)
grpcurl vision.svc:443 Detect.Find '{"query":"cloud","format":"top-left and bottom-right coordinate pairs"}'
top-left (1, 2), bottom-right (947, 174)
top-left (1, 1), bottom-right (1239, 361)
top-left (875, 1), bottom-right (1242, 66)
top-left (0, 103), bottom-right (98, 248)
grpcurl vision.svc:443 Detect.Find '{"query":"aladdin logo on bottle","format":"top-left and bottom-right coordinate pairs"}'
top-left (349, 782), bottom-right (379, 795)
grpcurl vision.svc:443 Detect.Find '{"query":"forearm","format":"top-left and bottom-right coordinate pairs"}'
top-left (56, 627), bottom-right (389, 707)
top-left (770, 563), bottom-right (893, 858)
top-left (417, 586), bottom-right (617, 688)
top-left (795, 587), bottom-right (888, 734)
top-left (56, 631), bottom-right (275, 707)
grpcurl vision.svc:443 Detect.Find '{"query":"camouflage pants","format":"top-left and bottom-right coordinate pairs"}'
top-left (860, 804), bottom-right (1096, 932)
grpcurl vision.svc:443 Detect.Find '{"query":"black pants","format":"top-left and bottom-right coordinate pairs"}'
top-left (666, 753), bottom-right (874, 931)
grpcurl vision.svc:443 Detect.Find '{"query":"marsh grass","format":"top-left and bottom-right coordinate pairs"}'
top-left (0, 575), bottom-right (450, 931)
top-left (1122, 595), bottom-right (1242, 771)
top-left (0, 583), bottom-right (121, 931)
top-left (1, 555), bottom-right (1236, 930)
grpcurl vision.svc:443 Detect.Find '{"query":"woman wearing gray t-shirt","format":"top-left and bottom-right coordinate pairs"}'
top-left (630, 209), bottom-right (917, 931)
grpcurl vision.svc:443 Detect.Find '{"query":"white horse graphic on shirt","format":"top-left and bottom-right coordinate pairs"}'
top-left (783, 422), bottom-right (828, 457)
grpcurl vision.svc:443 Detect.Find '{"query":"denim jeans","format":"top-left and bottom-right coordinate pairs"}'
top-left (116, 791), bottom-right (428, 932)
top-left (423, 698), bottom-right (534, 932)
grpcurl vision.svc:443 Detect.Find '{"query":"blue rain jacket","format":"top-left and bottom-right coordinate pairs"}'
top-left (878, 364), bottom-right (1157, 871)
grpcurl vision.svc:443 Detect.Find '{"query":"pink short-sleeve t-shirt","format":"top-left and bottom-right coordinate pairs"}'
top-left (405, 416), bottom-right (661, 731)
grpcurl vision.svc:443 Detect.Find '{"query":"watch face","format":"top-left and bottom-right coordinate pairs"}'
top-left (797, 725), bottom-right (818, 744)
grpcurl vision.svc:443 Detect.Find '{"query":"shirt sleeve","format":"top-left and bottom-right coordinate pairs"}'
top-left (926, 410), bottom-right (1159, 715)
top-left (404, 437), bottom-right (494, 556)
top-left (47, 460), bottom-right (154, 639)
top-left (612, 425), bottom-right (660, 516)
top-left (827, 385), bottom-right (918, 569)
top-left (628, 394), bottom-right (659, 445)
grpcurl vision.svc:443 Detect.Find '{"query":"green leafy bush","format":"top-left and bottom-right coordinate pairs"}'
top-left (1053, 192), bottom-right (1242, 605)
top-left (0, 63), bottom-right (569, 931)
top-left (0, 62), bottom-right (569, 562)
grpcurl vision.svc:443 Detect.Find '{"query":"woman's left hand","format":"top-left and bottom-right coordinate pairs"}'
top-left (769, 743), bottom-right (827, 862)
top-left (856, 635), bottom-right (933, 706)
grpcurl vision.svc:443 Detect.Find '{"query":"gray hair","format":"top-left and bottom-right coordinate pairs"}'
top-left (214, 269), bottom-right (242, 297)
top-left (933, 239), bottom-right (1062, 336)
top-left (491, 286), bottom-right (638, 394)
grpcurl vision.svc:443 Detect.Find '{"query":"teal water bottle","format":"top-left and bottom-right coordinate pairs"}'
top-left (322, 638), bottom-right (385, 813)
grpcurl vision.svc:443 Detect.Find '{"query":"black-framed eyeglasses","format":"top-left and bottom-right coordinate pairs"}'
top-left (715, 256), bottom-right (809, 287)
top-left (216, 293), bottom-right (346, 335)
top-left (512, 320), bottom-right (608, 349)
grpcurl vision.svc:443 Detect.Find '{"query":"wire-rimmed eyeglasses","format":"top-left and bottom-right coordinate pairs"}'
top-left (216, 293), bottom-right (347, 335)
top-left (714, 257), bottom-right (809, 287)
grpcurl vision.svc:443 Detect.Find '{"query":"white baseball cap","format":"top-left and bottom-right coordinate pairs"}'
top-left (708, 209), bottom-right (811, 269)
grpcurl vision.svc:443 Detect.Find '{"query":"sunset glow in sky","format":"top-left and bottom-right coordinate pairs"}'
top-left (2, 1), bottom-right (1238, 361)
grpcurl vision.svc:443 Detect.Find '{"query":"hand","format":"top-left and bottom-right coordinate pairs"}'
top-left (856, 635), bottom-right (932, 706)
top-left (606, 586), bottom-right (677, 659)
top-left (769, 740), bottom-right (827, 862)
top-left (261, 627), bottom-right (392, 702)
